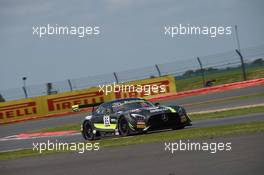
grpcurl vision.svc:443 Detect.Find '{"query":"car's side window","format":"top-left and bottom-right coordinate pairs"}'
top-left (104, 104), bottom-right (113, 114)
top-left (95, 105), bottom-right (105, 114)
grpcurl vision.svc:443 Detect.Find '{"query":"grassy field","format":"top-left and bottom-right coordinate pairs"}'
top-left (1, 121), bottom-right (264, 160)
top-left (182, 92), bottom-right (264, 108)
top-left (189, 105), bottom-right (264, 121)
top-left (176, 66), bottom-right (264, 92)
top-left (30, 123), bottom-right (80, 133)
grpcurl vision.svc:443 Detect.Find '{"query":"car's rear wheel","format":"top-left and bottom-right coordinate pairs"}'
top-left (82, 121), bottom-right (95, 140)
top-left (118, 117), bottom-right (131, 136)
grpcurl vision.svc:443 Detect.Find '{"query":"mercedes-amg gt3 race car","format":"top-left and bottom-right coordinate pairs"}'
top-left (72, 98), bottom-right (192, 140)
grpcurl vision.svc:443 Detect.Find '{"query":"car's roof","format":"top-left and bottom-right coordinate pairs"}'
top-left (103, 98), bottom-right (145, 105)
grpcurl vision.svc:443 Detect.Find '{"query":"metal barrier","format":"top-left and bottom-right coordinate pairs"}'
top-left (1, 44), bottom-right (264, 101)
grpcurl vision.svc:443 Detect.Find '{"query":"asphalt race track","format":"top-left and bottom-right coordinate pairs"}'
top-left (0, 85), bottom-right (264, 175)
top-left (1, 133), bottom-right (264, 175)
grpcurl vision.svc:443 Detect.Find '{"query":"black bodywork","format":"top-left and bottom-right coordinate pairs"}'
top-left (73, 98), bottom-right (192, 140)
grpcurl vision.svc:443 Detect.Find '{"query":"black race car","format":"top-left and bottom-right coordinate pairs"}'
top-left (72, 98), bottom-right (191, 140)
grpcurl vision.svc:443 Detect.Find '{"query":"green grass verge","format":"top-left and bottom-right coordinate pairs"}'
top-left (176, 66), bottom-right (264, 92)
top-left (184, 92), bottom-right (264, 107)
top-left (189, 106), bottom-right (264, 121)
top-left (1, 121), bottom-right (264, 160)
top-left (30, 123), bottom-right (80, 133)
top-left (0, 149), bottom-right (64, 161)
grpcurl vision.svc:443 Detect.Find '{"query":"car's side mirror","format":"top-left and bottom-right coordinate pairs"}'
top-left (154, 102), bottom-right (160, 106)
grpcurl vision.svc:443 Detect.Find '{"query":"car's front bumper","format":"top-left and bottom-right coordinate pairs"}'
top-left (132, 113), bottom-right (191, 131)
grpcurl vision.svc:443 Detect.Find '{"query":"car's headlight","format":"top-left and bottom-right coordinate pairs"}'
top-left (131, 113), bottom-right (145, 120)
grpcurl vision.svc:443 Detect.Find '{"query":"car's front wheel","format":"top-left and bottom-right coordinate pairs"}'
top-left (82, 121), bottom-right (95, 140)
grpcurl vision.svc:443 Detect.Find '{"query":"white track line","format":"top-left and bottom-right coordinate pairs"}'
top-left (0, 133), bottom-right (81, 142)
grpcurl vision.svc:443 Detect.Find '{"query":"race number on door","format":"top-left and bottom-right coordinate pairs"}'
top-left (103, 115), bottom-right (110, 126)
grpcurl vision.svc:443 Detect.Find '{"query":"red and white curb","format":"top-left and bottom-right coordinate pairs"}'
top-left (0, 130), bottom-right (79, 141)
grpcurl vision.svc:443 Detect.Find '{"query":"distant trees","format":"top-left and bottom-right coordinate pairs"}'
top-left (182, 67), bottom-right (219, 77)
top-left (183, 70), bottom-right (195, 76)
top-left (251, 58), bottom-right (264, 66)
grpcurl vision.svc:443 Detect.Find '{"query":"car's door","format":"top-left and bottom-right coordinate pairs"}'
top-left (103, 104), bottom-right (118, 130)
top-left (107, 104), bottom-right (118, 128)
top-left (92, 105), bottom-right (105, 125)
top-left (93, 104), bottom-right (116, 130)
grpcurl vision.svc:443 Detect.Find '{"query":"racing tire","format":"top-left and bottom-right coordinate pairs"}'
top-left (118, 117), bottom-right (131, 136)
top-left (82, 121), bottom-right (95, 140)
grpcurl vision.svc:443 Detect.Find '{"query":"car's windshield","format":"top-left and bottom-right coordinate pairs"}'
top-left (112, 100), bottom-right (154, 112)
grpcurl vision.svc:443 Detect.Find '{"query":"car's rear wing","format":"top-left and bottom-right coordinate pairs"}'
top-left (72, 102), bottom-right (103, 112)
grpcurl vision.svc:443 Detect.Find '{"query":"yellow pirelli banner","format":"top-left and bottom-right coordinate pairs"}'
top-left (44, 87), bottom-right (112, 115)
top-left (110, 76), bottom-right (176, 99)
top-left (0, 87), bottom-right (111, 124)
top-left (0, 97), bottom-right (45, 124)
top-left (0, 76), bottom-right (176, 124)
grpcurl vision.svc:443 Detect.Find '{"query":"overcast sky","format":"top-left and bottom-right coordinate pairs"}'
top-left (0, 0), bottom-right (263, 90)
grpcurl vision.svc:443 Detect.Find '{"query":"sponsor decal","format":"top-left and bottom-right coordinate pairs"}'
top-left (0, 102), bottom-right (37, 119)
top-left (110, 118), bottom-right (116, 122)
top-left (47, 91), bottom-right (104, 112)
top-left (149, 108), bottom-right (167, 113)
top-left (94, 123), bottom-right (117, 130)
